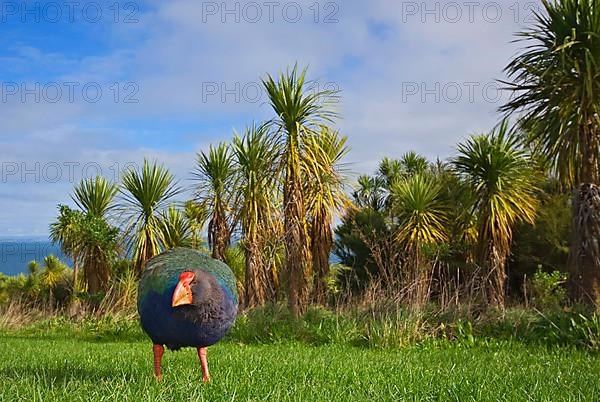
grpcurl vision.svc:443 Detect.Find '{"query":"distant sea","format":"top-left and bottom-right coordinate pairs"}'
top-left (0, 237), bottom-right (338, 276)
top-left (0, 236), bottom-right (72, 276)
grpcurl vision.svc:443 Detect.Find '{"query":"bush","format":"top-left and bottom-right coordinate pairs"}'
top-left (526, 268), bottom-right (567, 310)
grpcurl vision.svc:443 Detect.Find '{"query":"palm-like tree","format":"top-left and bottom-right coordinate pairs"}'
top-left (72, 177), bottom-right (118, 218)
top-left (232, 123), bottom-right (280, 307)
top-left (52, 176), bottom-right (119, 294)
top-left (302, 128), bottom-right (349, 304)
top-left (40, 255), bottom-right (67, 306)
top-left (373, 153), bottom-right (429, 213)
top-left (353, 175), bottom-right (387, 212)
top-left (400, 152), bottom-right (429, 177)
top-left (159, 205), bottom-right (192, 249)
top-left (454, 121), bottom-right (539, 309)
top-left (263, 65), bottom-right (339, 316)
top-left (434, 162), bottom-right (479, 265)
top-left (500, 0), bottom-right (600, 307)
top-left (49, 205), bottom-right (81, 289)
top-left (392, 173), bottom-right (448, 308)
top-left (120, 160), bottom-right (181, 271)
top-left (51, 205), bottom-right (119, 294)
top-left (192, 143), bottom-right (235, 261)
top-left (68, 176), bottom-right (118, 289)
top-left (27, 260), bottom-right (40, 276)
top-left (78, 212), bottom-right (120, 294)
top-left (378, 158), bottom-right (403, 187)
top-left (24, 261), bottom-right (41, 300)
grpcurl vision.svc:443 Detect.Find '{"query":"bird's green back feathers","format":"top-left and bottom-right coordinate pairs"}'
top-left (138, 248), bottom-right (238, 304)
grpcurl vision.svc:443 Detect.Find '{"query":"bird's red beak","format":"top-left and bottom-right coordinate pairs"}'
top-left (172, 271), bottom-right (195, 307)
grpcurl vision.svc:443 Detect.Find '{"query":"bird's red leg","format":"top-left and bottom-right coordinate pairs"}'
top-left (153, 344), bottom-right (165, 381)
top-left (197, 347), bottom-right (211, 383)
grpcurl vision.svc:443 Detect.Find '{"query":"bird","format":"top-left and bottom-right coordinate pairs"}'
top-left (137, 247), bottom-right (238, 382)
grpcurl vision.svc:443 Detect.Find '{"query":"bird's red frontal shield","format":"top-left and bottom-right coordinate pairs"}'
top-left (172, 271), bottom-right (195, 307)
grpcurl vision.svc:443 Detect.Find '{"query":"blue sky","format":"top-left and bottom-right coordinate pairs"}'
top-left (0, 0), bottom-right (534, 235)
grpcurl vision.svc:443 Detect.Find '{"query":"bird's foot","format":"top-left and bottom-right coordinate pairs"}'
top-left (156, 374), bottom-right (163, 383)
top-left (202, 375), bottom-right (211, 383)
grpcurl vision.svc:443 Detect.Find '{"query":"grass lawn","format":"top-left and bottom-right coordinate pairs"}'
top-left (0, 335), bottom-right (599, 401)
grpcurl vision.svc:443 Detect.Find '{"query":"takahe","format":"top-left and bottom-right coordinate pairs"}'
top-left (137, 247), bottom-right (238, 382)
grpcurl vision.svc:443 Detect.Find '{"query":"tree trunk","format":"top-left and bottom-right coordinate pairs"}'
top-left (48, 289), bottom-right (54, 309)
top-left (86, 261), bottom-right (101, 295)
top-left (69, 253), bottom-right (81, 316)
top-left (411, 247), bottom-right (432, 310)
top-left (568, 183), bottom-right (600, 309)
top-left (311, 214), bottom-right (332, 305)
top-left (211, 214), bottom-right (229, 262)
top-left (262, 239), bottom-right (279, 303)
top-left (85, 251), bottom-right (110, 296)
top-left (284, 146), bottom-right (311, 317)
top-left (486, 244), bottom-right (506, 310)
top-left (72, 254), bottom-right (79, 291)
top-left (414, 267), bottom-right (432, 310)
top-left (477, 207), bottom-right (508, 311)
top-left (244, 238), bottom-right (267, 308)
top-left (136, 230), bottom-right (155, 274)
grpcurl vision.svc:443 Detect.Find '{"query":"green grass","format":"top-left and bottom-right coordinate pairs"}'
top-left (0, 334), bottom-right (599, 401)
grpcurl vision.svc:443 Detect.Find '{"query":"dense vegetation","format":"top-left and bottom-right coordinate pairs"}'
top-left (1, 0), bottom-right (600, 352)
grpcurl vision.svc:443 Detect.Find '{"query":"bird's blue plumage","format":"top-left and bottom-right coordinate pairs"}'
top-left (137, 248), bottom-right (238, 350)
